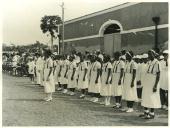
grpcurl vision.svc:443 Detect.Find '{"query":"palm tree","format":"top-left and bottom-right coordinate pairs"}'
top-left (40, 15), bottom-right (62, 51)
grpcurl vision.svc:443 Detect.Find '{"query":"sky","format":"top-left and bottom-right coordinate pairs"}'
top-left (2, 0), bottom-right (167, 46)
top-left (2, 0), bottom-right (126, 46)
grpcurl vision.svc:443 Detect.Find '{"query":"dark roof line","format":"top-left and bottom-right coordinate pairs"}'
top-left (64, 2), bottom-right (128, 23)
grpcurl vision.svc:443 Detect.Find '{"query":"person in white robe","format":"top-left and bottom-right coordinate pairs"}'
top-left (160, 50), bottom-right (168, 111)
top-left (53, 54), bottom-right (59, 87)
top-left (77, 54), bottom-right (88, 98)
top-left (57, 55), bottom-right (63, 91)
top-left (27, 57), bottom-right (36, 83)
top-left (112, 52), bottom-right (125, 109)
top-left (100, 55), bottom-right (112, 106)
top-left (89, 55), bottom-right (102, 103)
top-left (67, 55), bottom-right (77, 96)
top-left (35, 53), bottom-right (44, 86)
top-left (60, 55), bottom-right (69, 93)
top-left (43, 49), bottom-right (55, 102)
top-left (140, 50), bottom-right (161, 119)
top-left (122, 51), bottom-right (138, 113)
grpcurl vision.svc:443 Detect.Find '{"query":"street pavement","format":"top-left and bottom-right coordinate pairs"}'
top-left (2, 74), bottom-right (168, 126)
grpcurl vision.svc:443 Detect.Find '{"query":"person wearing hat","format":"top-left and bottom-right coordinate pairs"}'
top-left (160, 50), bottom-right (168, 111)
top-left (67, 55), bottom-right (77, 96)
top-left (122, 51), bottom-right (138, 113)
top-left (27, 57), bottom-right (36, 84)
top-left (112, 52), bottom-right (125, 108)
top-left (43, 49), bottom-right (55, 101)
top-left (96, 50), bottom-right (104, 62)
top-left (134, 55), bottom-right (143, 103)
top-left (139, 54), bottom-right (149, 103)
top-left (159, 55), bottom-right (164, 61)
top-left (35, 53), bottom-right (44, 86)
top-left (140, 49), bottom-right (161, 119)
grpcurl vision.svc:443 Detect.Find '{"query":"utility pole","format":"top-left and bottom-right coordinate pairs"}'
top-left (152, 16), bottom-right (160, 53)
top-left (61, 2), bottom-right (65, 54)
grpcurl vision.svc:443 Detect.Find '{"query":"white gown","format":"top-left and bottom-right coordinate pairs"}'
top-left (43, 57), bottom-right (55, 93)
top-left (122, 60), bottom-right (138, 101)
top-left (36, 57), bottom-right (44, 85)
top-left (58, 60), bottom-right (63, 83)
top-left (89, 61), bottom-right (101, 93)
top-left (28, 61), bottom-right (35, 75)
top-left (160, 60), bottom-right (168, 90)
top-left (87, 62), bottom-right (93, 92)
top-left (60, 60), bottom-right (69, 85)
top-left (77, 61), bottom-right (88, 89)
top-left (53, 60), bottom-right (59, 84)
top-left (112, 60), bottom-right (125, 96)
top-left (67, 61), bottom-right (77, 88)
top-left (136, 63), bottom-right (142, 88)
top-left (100, 62), bottom-right (112, 96)
top-left (141, 59), bottom-right (161, 108)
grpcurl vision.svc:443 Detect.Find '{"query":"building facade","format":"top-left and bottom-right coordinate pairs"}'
top-left (60, 2), bottom-right (168, 55)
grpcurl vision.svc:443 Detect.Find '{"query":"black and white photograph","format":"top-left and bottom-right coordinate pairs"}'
top-left (1, 0), bottom-right (169, 126)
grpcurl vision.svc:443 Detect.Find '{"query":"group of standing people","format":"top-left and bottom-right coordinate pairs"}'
top-left (27, 48), bottom-right (168, 120)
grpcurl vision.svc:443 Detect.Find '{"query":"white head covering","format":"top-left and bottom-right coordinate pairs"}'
top-left (142, 54), bottom-right (148, 58)
top-left (159, 55), bottom-right (164, 60)
top-left (133, 55), bottom-right (137, 59)
top-left (163, 50), bottom-right (168, 54)
top-left (136, 55), bottom-right (141, 59)
top-left (126, 52), bottom-right (132, 57)
top-left (138, 55), bottom-right (142, 59)
top-left (149, 49), bottom-right (156, 55)
top-left (53, 52), bottom-right (58, 56)
top-left (120, 55), bottom-right (126, 60)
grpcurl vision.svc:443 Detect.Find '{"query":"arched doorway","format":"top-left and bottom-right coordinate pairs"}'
top-left (99, 20), bottom-right (122, 56)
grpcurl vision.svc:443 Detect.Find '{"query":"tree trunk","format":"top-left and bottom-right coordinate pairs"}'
top-left (51, 35), bottom-right (53, 52)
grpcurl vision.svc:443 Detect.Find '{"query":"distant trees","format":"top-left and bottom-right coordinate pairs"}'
top-left (40, 15), bottom-right (62, 51)
top-left (3, 41), bottom-right (48, 55)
